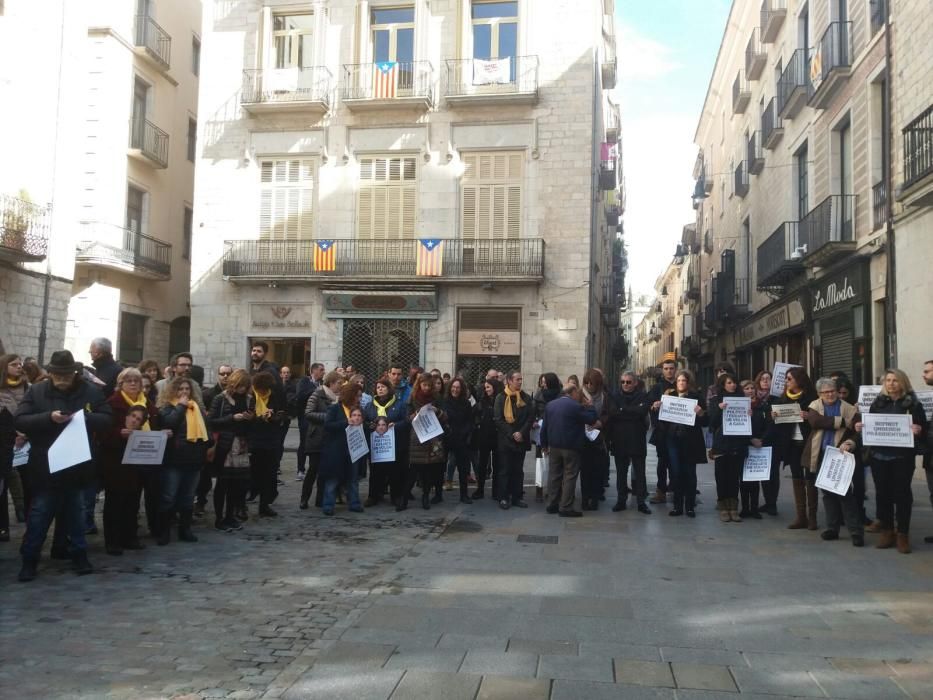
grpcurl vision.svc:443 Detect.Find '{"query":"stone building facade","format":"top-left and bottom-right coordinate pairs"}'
top-left (189, 0), bottom-right (624, 384)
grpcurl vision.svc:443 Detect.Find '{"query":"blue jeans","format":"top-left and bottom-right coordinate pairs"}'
top-left (160, 467), bottom-right (200, 512)
top-left (322, 477), bottom-right (361, 512)
top-left (666, 436), bottom-right (697, 509)
top-left (21, 488), bottom-right (88, 560)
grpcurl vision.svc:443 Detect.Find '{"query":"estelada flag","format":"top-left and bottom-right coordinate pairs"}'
top-left (416, 239), bottom-right (443, 276)
top-left (313, 240), bottom-right (336, 271)
top-left (373, 61), bottom-right (398, 99)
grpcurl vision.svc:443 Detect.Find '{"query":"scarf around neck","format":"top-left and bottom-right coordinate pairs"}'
top-left (375, 395), bottom-right (396, 417)
top-left (503, 386), bottom-right (525, 424)
top-left (253, 389), bottom-right (271, 417)
top-left (170, 399), bottom-right (208, 442)
top-left (322, 385), bottom-right (337, 402)
top-left (121, 391), bottom-right (150, 430)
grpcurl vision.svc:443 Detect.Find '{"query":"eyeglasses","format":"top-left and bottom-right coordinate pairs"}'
top-left (621, 380), bottom-right (634, 385)
top-left (218, 371), bottom-right (232, 377)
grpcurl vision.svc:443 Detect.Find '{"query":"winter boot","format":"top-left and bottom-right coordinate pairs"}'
top-left (156, 510), bottom-right (172, 546)
top-left (896, 532), bottom-right (911, 554)
top-left (806, 481), bottom-right (819, 530)
top-left (717, 499), bottom-right (730, 522)
top-left (787, 479), bottom-right (807, 529)
top-left (178, 510), bottom-right (198, 542)
top-left (876, 528), bottom-right (896, 549)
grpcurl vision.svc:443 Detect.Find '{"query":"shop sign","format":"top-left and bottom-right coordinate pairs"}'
top-left (324, 290), bottom-right (437, 318)
top-left (737, 297), bottom-right (806, 347)
top-left (457, 330), bottom-right (521, 356)
top-left (249, 303), bottom-right (313, 332)
top-left (810, 265), bottom-right (866, 318)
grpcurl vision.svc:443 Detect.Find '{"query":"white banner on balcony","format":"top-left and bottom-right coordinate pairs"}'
top-left (266, 68), bottom-right (300, 92)
top-left (472, 57), bottom-right (511, 85)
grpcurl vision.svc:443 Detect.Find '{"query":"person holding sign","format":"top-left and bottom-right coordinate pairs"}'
top-left (363, 378), bottom-right (409, 510)
top-left (743, 377), bottom-right (779, 517)
top-left (772, 367), bottom-right (818, 530)
top-left (709, 373), bottom-right (754, 523)
top-left (801, 378), bottom-right (862, 546)
top-left (320, 383), bottom-right (367, 516)
top-left (655, 370), bottom-right (707, 518)
top-left (14, 350), bottom-right (113, 581)
top-left (855, 369), bottom-right (928, 554)
top-left (407, 374), bottom-right (449, 511)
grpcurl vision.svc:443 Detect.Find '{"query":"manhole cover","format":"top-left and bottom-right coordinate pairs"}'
top-left (516, 534), bottom-right (558, 544)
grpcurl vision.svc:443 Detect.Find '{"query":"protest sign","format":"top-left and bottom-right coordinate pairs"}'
top-left (12, 442), bottom-right (30, 468)
top-left (346, 424), bottom-right (370, 462)
top-left (857, 385), bottom-right (881, 414)
top-left (770, 362), bottom-right (801, 397)
top-left (772, 404), bottom-right (803, 424)
top-left (121, 430), bottom-right (168, 465)
top-left (722, 396), bottom-right (752, 436)
top-left (370, 426), bottom-right (396, 463)
top-left (916, 390), bottom-right (933, 422)
top-left (48, 410), bottom-right (92, 473)
top-left (585, 426), bottom-right (601, 442)
top-left (659, 394), bottom-right (697, 426)
top-left (861, 413), bottom-right (914, 448)
top-left (412, 405), bottom-right (444, 443)
top-left (743, 446), bottom-right (773, 481)
top-left (814, 446), bottom-right (856, 496)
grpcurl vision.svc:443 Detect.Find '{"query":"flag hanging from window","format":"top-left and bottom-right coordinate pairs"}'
top-left (416, 239), bottom-right (444, 276)
top-left (373, 61), bottom-right (398, 98)
top-left (313, 239), bottom-right (336, 271)
top-left (472, 57), bottom-right (512, 86)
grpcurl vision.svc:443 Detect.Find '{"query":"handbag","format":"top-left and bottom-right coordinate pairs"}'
top-left (535, 454), bottom-right (549, 488)
top-left (224, 436), bottom-right (251, 469)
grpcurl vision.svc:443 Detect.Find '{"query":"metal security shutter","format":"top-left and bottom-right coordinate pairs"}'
top-left (341, 319), bottom-right (420, 384)
top-left (820, 329), bottom-right (853, 379)
top-left (459, 308), bottom-right (521, 331)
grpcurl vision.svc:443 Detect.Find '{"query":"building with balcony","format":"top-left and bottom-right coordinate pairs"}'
top-left (190, 0), bottom-right (624, 382)
top-left (0, 1), bottom-right (201, 364)
top-left (684, 0), bottom-right (894, 385)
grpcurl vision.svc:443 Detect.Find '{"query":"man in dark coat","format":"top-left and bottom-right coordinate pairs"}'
top-left (249, 341), bottom-right (281, 384)
top-left (647, 359), bottom-right (677, 503)
top-left (540, 385), bottom-right (597, 517)
top-left (88, 337), bottom-right (121, 397)
top-left (493, 370), bottom-right (533, 509)
top-left (293, 362), bottom-right (324, 480)
top-left (610, 371), bottom-right (652, 514)
top-left (15, 351), bottom-right (112, 581)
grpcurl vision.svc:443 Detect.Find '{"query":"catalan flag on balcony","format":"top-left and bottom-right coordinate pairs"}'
top-left (373, 61), bottom-right (398, 98)
top-left (416, 238), bottom-right (443, 276)
top-left (313, 239), bottom-right (336, 271)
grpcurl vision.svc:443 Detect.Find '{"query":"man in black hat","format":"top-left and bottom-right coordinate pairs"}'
top-left (14, 350), bottom-right (112, 582)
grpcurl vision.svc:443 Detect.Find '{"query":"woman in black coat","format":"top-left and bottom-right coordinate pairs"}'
top-left (654, 370), bottom-right (707, 517)
top-left (493, 370), bottom-right (533, 510)
top-left (300, 371), bottom-right (341, 509)
top-left (709, 373), bottom-right (753, 523)
top-left (773, 367), bottom-right (818, 530)
top-left (208, 369), bottom-right (255, 530)
top-left (319, 382), bottom-right (366, 516)
top-left (472, 378), bottom-right (502, 500)
top-left (442, 377), bottom-right (476, 505)
top-left (246, 371), bottom-right (289, 517)
top-left (609, 371), bottom-right (651, 513)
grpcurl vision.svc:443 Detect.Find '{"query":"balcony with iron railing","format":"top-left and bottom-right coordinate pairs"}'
top-left (222, 238), bottom-right (545, 283)
top-left (600, 160), bottom-right (618, 190)
top-left (717, 276), bottom-right (750, 321)
top-left (605, 101), bottom-right (621, 143)
top-left (341, 61), bottom-right (434, 111)
top-left (734, 160), bottom-right (749, 198)
top-left (760, 0), bottom-right (787, 43)
top-left (733, 71), bottom-right (750, 114)
top-left (870, 0), bottom-right (887, 37)
top-left (808, 22), bottom-right (852, 109)
top-left (902, 104), bottom-right (933, 193)
top-left (746, 28), bottom-right (766, 81)
top-left (0, 193), bottom-right (50, 263)
top-left (872, 180), bottom-right (887, 231)
top-left (757, 221), bottom-right (803, 290)
top-left (704, 281), bottom-right (720, 329)
top-left (798, 194), bottom-right (857, 267)
top-left (748, 132), bottom-right (765, 175)
top-left (134, 14), bottom-right (171, 71)
top-left (128, 118), bottom-right (169, 168)
top-left (761, 96), bottom-right (784, 149)
top-left (76, 222), bottom-right (172, 280)
top-left (444, 55), bottom-right (538, 105)
top-left (778, 48), bottom-right (808, 119)
top-left (241, 67), bottom-right (332, 114)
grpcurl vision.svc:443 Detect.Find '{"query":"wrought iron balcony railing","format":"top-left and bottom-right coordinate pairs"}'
top-left (748, 132), bottom-right (765, 175)
top-left (76, 222), bottom-right (172, 279)
top-left (757, 221), bottom-right (803, 290)
top-left (760, 0), bottom-right (787, 43)
top-left (0, 193), bottom-right (50, 262)
top-left (129, 118), bottom-right (169, 168)
top-left (733, 71), bottom-right (750, 114)
top-left (734, 160), bottom-right (749, 198)
top-left (761, 96), bottom-right (784, 149)
top-left (341, 61), bottom-right (434, 106)
top-left (808, 22), bottom-right (852, 108)
top-left (778, 48), bottom-right (808, 119)
top-left (222, 238), bottom-right (544, 282)
top-left (241, 67), bottom-right (332, 111)
top-left (872, 180), bottom-right (887, 231)
top-left (134, 14), bottom-right (171, 70)
top-left (870, 0), bottom-right (886, 36)
top-left (798, 194), bottom-right (857, 266)
top-left (444, 55), bottom-right (538, 102)
top-left (903, 104), bottom-right (933, 189)
top-left (746, 27), bottom-right (766, 81)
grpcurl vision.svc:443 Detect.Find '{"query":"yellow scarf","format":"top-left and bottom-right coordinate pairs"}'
top-left (375, 395), bottom-right (396, 417)
top-left (171, 399), bottom-right (208, 442)
top-left (253, 389), bottom-right (271, 417)
top-left (342, 403), bottom-right (352, 420)
top-left (786, 389), bottom-right (803, 401)
top-left (121, 391), bottom-right (151, 431)
top-left (503, 386), bottom-right (525, 424)
top-left (6, 378), bottom-right (22, 387)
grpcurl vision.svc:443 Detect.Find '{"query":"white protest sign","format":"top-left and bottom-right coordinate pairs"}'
top-left (722, 396), bottom-right (752, 436)
top-left (743, 446), bottom-right (773, 481)
top-left (815, 445), bottom-right (856, 496)
top-left (370, 426), bottom-right (396, 463)
top-left (770, 362), bottom-right (801, 397)
top-left (916, 390), bottom-right (933, 422)
top-left (12, 442), bottom-right (30, 468)
top-left (585, 426), bottom-right (601, 442)
top-left (862, 413), bottom-right (914, 448)
top-left (772, 404), bottom-right (803, 424)
top-left (48, 410), bottom-right (92, 473)
top-left (857, 385), bottom-right (881, 414)
top-left (346, 424), bottom-right (370, 462)
top-left (121, 430), bottom-right (168, 465)
top-left (412, 405), bottom-right (444, 444)
top-left (659, 394), bottom-right (698, 426)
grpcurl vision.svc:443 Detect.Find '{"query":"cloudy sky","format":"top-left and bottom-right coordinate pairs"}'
top-left (614, 0), bottom-right (732, 297)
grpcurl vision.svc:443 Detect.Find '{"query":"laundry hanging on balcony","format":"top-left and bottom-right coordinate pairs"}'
top-left (416, 239), bottom-right (444, 277)
top-left (373, 62), bottom-right (399, 98)
top-left (472, 57), bottom-right (511, 85)
top-left (313, 239), bottom-right (336, 272)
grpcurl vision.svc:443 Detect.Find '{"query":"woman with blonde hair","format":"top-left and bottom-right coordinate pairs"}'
top-left (208, 369), bottom-right (254, 530)
top-left (856, 368), bottom-right (928, 553)
top-left (0, 354), bottom-right (29, 539)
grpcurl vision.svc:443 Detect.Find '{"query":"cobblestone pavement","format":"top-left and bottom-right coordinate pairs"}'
top-left (2, 451), bottom-right (933, 699)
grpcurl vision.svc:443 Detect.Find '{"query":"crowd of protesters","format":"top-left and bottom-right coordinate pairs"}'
top-left (2, 340), bottom-right (932, 583)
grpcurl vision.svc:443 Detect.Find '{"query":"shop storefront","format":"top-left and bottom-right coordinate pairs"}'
top-left (248, 303), bottom-right (315, 377)
top-left (809, 260), bottom-right (871, 385)
top-left (455, 307), bottom-right (522, 385)
top-left (734, 293), bottom-right (808, 378)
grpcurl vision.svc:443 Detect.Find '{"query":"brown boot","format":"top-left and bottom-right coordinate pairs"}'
top-left (717, 499), bottom-right (730, 522)
top-left (865, 519), bottom-right (882, 533)
top-left (649, 489), bottom-right (666, 504)
top-left (876, 529), bottom-right (896, 549)
top-left (806, 482), bottom-right (819, 530)
top-left (787, 479), bottom-right (807, 529)
top-left (729, 498), bottom-right (742, 522)
top-left (896, 532), bottom-right (911, 554)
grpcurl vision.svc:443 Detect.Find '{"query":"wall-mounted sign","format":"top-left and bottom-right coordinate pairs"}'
top-left (249, 303), bottom-right (313, 332)
top-left (736, 297), bottom-right (806, 347)
top-left (810, 263), bottom-right (867, 318)
top-left (457, 330), bottom-right (521, 356)
top-left (324, 289), bottom-right (437, 318)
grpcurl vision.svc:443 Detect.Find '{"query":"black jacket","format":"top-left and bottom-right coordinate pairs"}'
top-left (867, 392), bottom-right (928, 459)
top-left (14, 378), bottom-right (112, 490)
top-left (91, 354), bottom-right (122, 398)
top-left (159, 403), bottom-right (211, 470)
top-left (304, 387), bottom-right (335, 453)
top-left (647, 379), bottom-right (676, 429)
top-left (442, 397), bottom-right (475, 450)
top-left (0, 407), bottom-right (15, 478)
top-left (474, 395), bottom-right (499, 452)
top-left (653, 390), bottom-right (708, 464)
top-left (609, 389), bottom-right (649, 457)
top-left (708, 389), bottom-right (752, 457)
top-left (494, 390), bottom-right (533, 453)
top-left (772, 389), bottom-right (817, 460)
top-left (209, 391), bottom-right (251, 457)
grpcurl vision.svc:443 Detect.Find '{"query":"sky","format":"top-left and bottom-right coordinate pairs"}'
top-left (614, 0), bottom-right (732, 297)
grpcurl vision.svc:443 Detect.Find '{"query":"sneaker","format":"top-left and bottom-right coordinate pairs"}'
top-left (669, 508), bottom-right (683, 517)
top-left (499, 500), bottom-right (510, 510)
top-left (686, 509), bottom-right (696, 518)
top-left (222, 518), bottom-right (243, 531)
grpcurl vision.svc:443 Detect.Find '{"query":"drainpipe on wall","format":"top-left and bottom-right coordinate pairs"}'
top-left (586, 46), bottom-right (599, 369)
top-left (883, 0), bottom-right (896, 368)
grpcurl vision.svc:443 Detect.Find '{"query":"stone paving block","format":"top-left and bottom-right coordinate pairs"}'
top-left (282, 668), bottom-right (403, 700)
top-left (741, 651), bottom-right (833, 671)
top-left (660, 646), bottom-right (744, 666)
top-left (459, 650), bottom-right (539, 678)
top-left (507, 638), bottom-right (578, 656)
top-left (389, 670), bottom-right (480, 700)
top-left (550, 680), bottom-right (676, 699)
top-left (314, 641), bottom-right (396, 668)
top-left (476, 675), bottom-right (551, 700)
top-left (810, 669), bottom-right (909, 699)
top-left (613, 659), bottom-right (675, 688)
top-left (436, 633), bottom-right (508, 652)
top-left (892, 678), bottom-right (933, 700)
top-left (341, 627), bottom-right (442, 651)
top-left (541, 595), bottom-right (633, 619)
top-left (538, 654), bottom-right (613, 682)
top-left (580, 642), bottom-right (661, 661)
top-left (383, 648), bottom-right (466, 672)
top-left (729, 667), bottom-right (824, 697)
top-left (676, 692), bottom-right (804, 700)
top-left (670, 662), bottom-right (737, 692)
top-left (829, 656), bottom-right (896, 677)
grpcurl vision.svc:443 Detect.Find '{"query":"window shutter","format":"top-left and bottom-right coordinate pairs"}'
top-left (462, 185), bottom-right (477, 239)
top-left (461, 150), bottom-right (522, 240)
top-left (259, 158), bottom-right (313, 241)
top-left (357, 155), bottom-right (417, 240)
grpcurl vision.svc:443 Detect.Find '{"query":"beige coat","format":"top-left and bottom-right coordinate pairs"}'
top-left (801, 398), bottom-right (859, 472)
